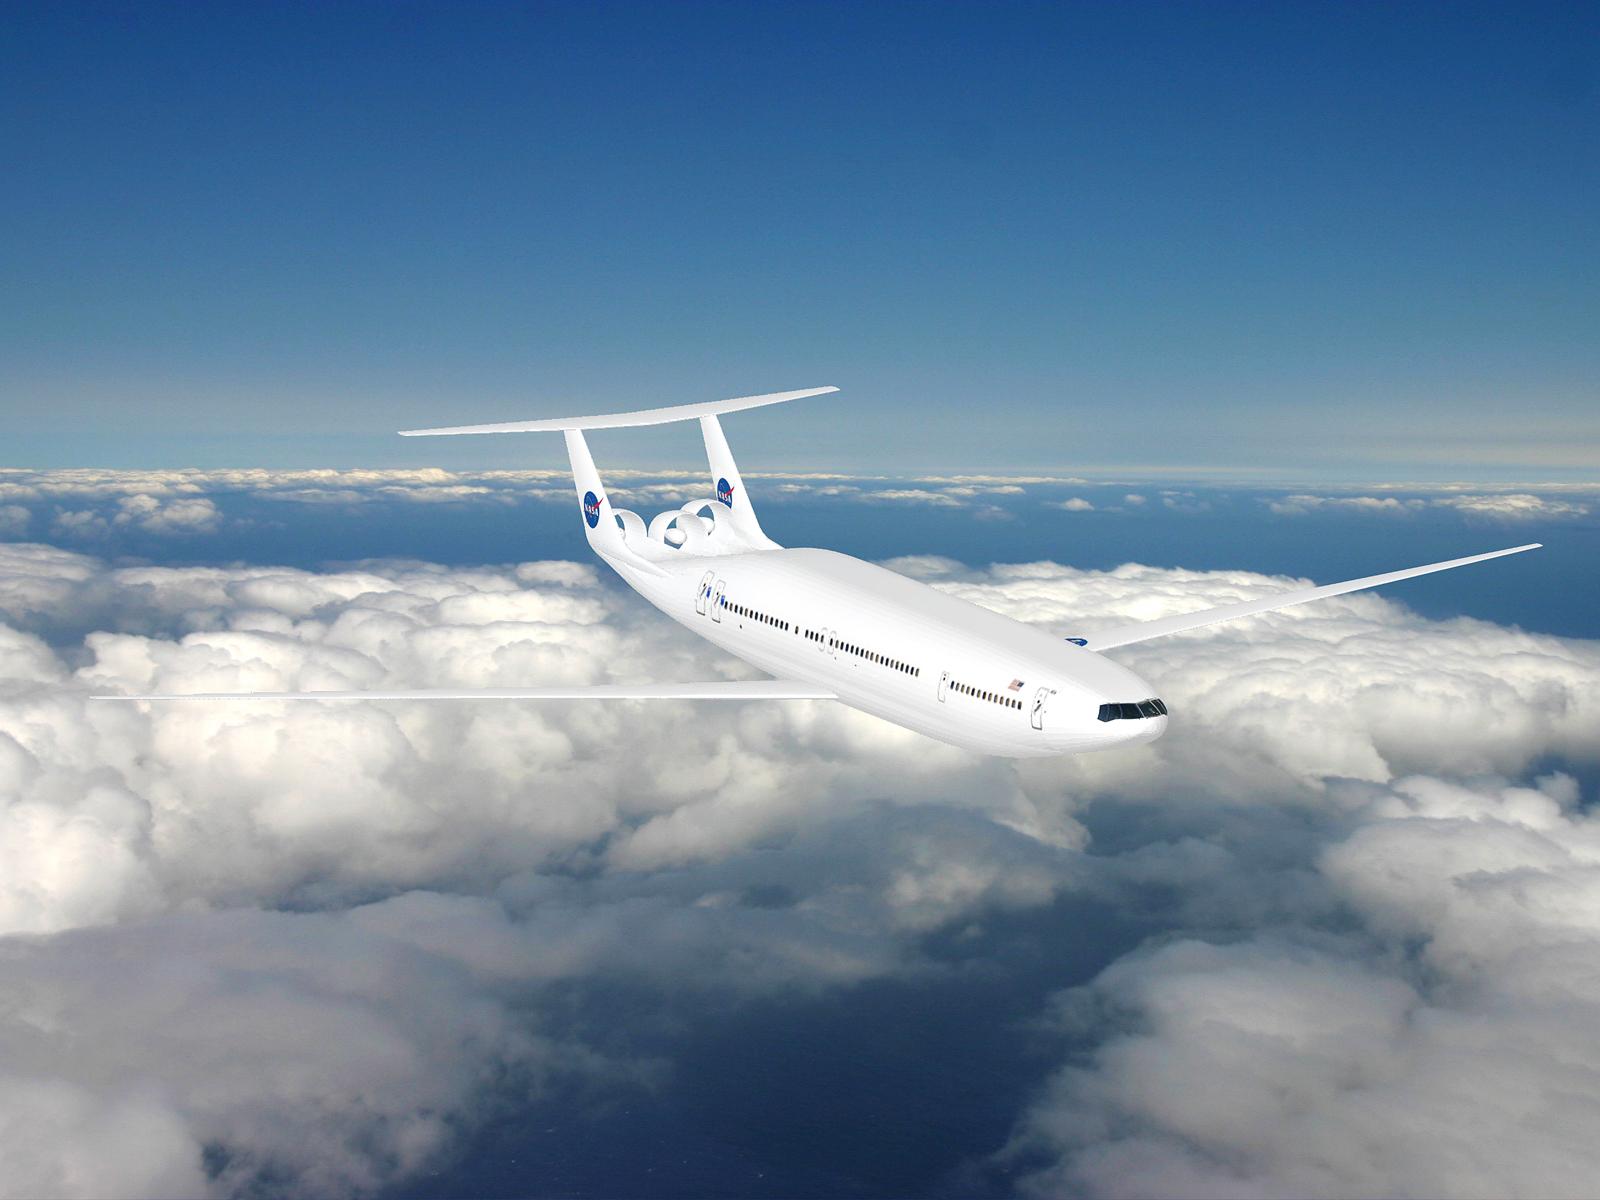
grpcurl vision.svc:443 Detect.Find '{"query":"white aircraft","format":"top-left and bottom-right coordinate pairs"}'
top-left (98, 388), bottom-right (1540, 758)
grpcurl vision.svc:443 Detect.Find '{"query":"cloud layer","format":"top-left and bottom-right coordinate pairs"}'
top-left (1, 540), bottom-right (1597, 1196)
top-left (3, 468), bottom-right (1594, 541)
top-left (1006, 772), bottom-right (1600, 1200)
top-left (1269, 491), bottom-right (1591, 520)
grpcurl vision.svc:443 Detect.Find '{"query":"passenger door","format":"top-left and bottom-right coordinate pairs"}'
top-left (1030, 687), bottom-right (1052, 730)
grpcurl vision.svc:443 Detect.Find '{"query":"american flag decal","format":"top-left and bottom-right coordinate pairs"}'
top-left (1008, 678), bottom-right (1024, 691)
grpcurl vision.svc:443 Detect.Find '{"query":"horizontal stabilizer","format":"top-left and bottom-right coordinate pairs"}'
top-left (399, 387), bottom-right (839, 437)
top-left (1083, 543), bottom-right (1542, 651)
top-left (91, 680), bottom-right (838, 702)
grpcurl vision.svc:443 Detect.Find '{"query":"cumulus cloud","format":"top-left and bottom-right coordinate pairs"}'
top-left (47, 496), bottom-right (223, 539)
top-left (0, 546), bottom-right (1041, 1192)
top-left (1052, 497), bottom-right (1095, 512)
top-left (0, 505), bottom-right (28, 536)
top-left (114, 494), bottom-right (222, 534)
top-left (0, 903), bottom-right (566, 1199)
top-left (1004, 774), bottom-right (1600, 1200)
top-left (858, 488), bottom-right (966, 507)
top-left (1433, 492), bottom-right (1590, 520)
top-left (773, 482), bottom-right (862, 497)
top-left (1268, 493), bottom-right (1425, 515)
top-left (935, 484), bottom-right (1029, 498)
top-left (2, 541), bottom-right (1598, 1196)
top-left (50, 509), bottom-right (108, 538)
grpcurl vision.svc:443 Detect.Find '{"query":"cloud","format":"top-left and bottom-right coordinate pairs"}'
top-left (858, 489), bottom-right (966, 507)
top-left (1158, 490), bottom-right (1212, 513)
top-left (1433, 492), bottom-right (1590, 520)
top-left (0, 468), bottom-right (1136, 530)
top-left (773, 482), bottom-right (862, 497)
top-left (0, 506), bottom-right (28, 537)
top-left (0, 902), bottom-right (567, 1199)
top-left (1268, 491), bottom-right (1589, 520)
top-left (910, 474), bottom-right (1092, 487)
top-left (1052, 498), bottom-right (1095, 512)
top-left (2, 541), bottom-right (1598, 1195)
top-left (1004, 775), bottom-right (1600, 1200)
top-left (47, 496), bottom-right (223, 539)
top-left (0, 468), bottom-right (631, 512)
top-left (113, 494), bottom-right (222, 534)
top-left (935, 484), bottom-right (1029, 498)
top-left (1268, 493), bottom-right (1425, 515)
top-left (0, 543), bottom-right (1056, 1192)
top-left (50, 510), bottom-right (108, 538)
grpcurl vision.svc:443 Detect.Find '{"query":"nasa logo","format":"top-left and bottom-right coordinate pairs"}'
top-left (582, 490), bottom-right (602, 528)
top-left (716, 477), bottom-right (735, 507)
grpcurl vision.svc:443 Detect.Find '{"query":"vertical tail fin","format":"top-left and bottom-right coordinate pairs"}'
top-left (563, 429), bottom-right (627, 555)
top-left (700, 415), bottom-right (778, 549)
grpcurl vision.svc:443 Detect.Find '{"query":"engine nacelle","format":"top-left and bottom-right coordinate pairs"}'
top-left (611, 507), bottom-right (648, 543)
top-left (648, 507), bottom-right (714, 550)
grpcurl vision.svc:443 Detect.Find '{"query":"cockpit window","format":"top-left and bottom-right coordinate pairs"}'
top-left (1097, 699), bottom-right (1168, 723)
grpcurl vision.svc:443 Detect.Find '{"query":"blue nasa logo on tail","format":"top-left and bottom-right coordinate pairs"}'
top-left (716, 477), bottom-right (735, 507)
top-left (582, 490), bottom-right (603, 528)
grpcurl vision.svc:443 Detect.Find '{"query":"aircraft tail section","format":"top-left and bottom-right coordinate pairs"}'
top-left (399, 386), bottom-right (837, 563)
top-left (701, 415), bottom-right (777, 550)
top-left (563, 429), bottom-right (629, 557)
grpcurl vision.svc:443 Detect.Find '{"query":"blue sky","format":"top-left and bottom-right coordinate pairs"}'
top-left (3, 1), bottom-right (1596, 476)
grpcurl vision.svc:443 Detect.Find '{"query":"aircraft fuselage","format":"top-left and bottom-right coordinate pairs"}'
top-left (612, 545), bottom-right (1166, 757)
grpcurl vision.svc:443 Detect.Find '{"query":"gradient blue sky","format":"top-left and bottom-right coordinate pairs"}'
top-left (3, 1), bottom-right (1596, 476)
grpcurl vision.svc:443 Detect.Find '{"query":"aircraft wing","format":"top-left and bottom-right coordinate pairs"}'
top-left (1080, 543), bottom-right (1541, 651)
top-left (91, 681), bottom-right (838, 702)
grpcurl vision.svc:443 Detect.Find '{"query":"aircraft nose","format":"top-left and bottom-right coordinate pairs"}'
top-left (1090, 697), bottom-right (1169, 747)
top-left (1117, 711), bottom-right (1167, 744)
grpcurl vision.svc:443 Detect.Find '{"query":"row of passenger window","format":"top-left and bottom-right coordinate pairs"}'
top-left (950, 679), bottom-right (1024, 711)
top-left (1097, 698), bottom-right (1168, 722)
top-left (726, 599), bottom-right (920, 678)
top-left (833, 635), bottom-right (918, 677)
top-left (724, 597), bottom-right (790, 633)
